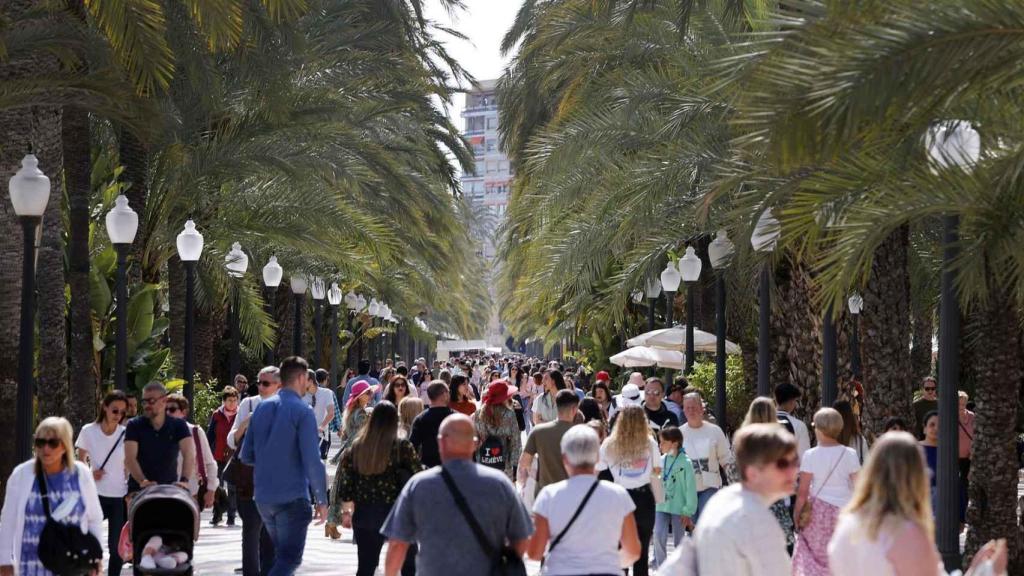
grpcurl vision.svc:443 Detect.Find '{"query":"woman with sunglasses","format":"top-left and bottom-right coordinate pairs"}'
top-left (75, 390), bottom-right (130, 575)
top-left (385, 376), bottom-right (413, 406)
top-left (0, 417), bottom-right (105, 576)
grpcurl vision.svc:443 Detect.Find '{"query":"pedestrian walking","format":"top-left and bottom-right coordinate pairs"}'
top-left (408, 381), bottom-right (454, 468)
top-left (75, 390), bottom-right (129, 576)
top-left (385, 375), bottom-right (415, 406)
top-left (449, 375), bottom-right (478, 416)
top-left (381, 413), bottom-right (533, 576)
top-left (793, 408), bottom-right (861, 576)
top-left (653, 426), bottom-right (697, 570)
top-left (124, 382), bottom-right (195, 494)
top-left (228, 366), bottom-right (280, 576)
top-left (474, 379), bottom-right (523, 482)
top-left (775, 383), bottom-right (811, 456)
top-left (532, 370), bottom-right (565, 425)
top-left (0, 417), bottom-right (105, 576)
top-left (833, 400), bottom-right (869, 465)
top-left (638, 377), bottom-right (679, 432)
top-left (397, 396), bottom-right (425, 439)
top-left (740, 396), bottom-right (796, 552)
top-left (305, 369), bottom-right (337, 460)
top-left (342, 360), bottom-right (382, 408)
top-left (207, 385), bottom-right (240, 526)
top-left (239, 356), bottom-right (328, 576)
top-left (680, 391), bottom-right (733, 522)
top-left (828, 432), bottom-right (1009, 576)
top-left (165, 393), bottom-right (219, 510)
top-left (957, 390), bottom-right (975, 504)
top-left (329, 401), bottom-right (421, 576)
top-left (526, 424), bottom-right (642, 575)
top-left (520, 390), bottom-right (581, 496)
top-left (912, 376), bottom-right (938, 439)
top-left (691, 424), bottom-right (798, 576)
top-left (597, 405), bottom-right (661, 576)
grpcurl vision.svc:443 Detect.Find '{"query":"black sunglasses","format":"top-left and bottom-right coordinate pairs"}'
top-left (34, 437), bottom-right (62, 450)
top-left (142, 395), bottom-right (166, 406)
top-left (166, 406), bottom-right (180, 414)
top-left (258, 380), bottom-right (274, 387)
top-left (924, 387), bottom-right (937, 392)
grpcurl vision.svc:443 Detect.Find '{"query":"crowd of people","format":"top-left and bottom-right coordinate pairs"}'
top-left (0, 353), bottom-right (1009, 576)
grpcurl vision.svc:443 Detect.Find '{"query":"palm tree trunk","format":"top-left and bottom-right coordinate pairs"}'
top-left (860, 226), bottom-right (913, 437)
top-left (910, 303), bottom-right (934, 379)
top-left (964, 275), bottom-right (1022, 572)
top-left (118, 130), bottom-right (150, 284)
top-left (771, 255), bottom-right (822, 423)
top-left (63, 106), bottom-right (97, 429)
top-left (0, 1), bottom-right (64, 478)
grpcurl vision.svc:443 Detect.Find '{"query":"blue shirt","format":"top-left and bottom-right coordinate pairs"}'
top-left (341, 374), bottom-right (381, 407)
top-left (240, 388), bottom-right (328, 506)
top-left (22, 469), bottom-right (85, 576)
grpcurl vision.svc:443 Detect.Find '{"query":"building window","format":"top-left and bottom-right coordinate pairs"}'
top-left (466, 116), bottom-right (485, 132)
top-left (487, 117), bottom-right (499, 130)
top-left (486, 140), bottom-right (497, 152)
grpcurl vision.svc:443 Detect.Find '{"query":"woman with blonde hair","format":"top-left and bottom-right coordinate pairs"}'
top-left (0, 417), bottom-right (104, 575)
top-left (740, 396), bottom-right (795, 552)
top-left (741, 396), bottom-right (779, 428)
top-left (397, 396), bottom-right (424, 439)
top-left (793, 408), bottom-right (861, 575)
top-left (597, 405), bottom-right (661, 576)
top-left (828, 432), bottom-right (1007, 575)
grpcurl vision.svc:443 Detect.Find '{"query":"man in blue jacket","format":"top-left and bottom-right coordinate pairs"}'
top-left (240, 356), bottom-right (327, 576)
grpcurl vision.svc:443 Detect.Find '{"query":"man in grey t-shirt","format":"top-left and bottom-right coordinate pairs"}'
top-left (381, 414), bottom-right (533, 576)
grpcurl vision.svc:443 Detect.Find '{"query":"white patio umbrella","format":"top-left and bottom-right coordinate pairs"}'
top-left (626, 326), bottom-right (742, 355)
top-left (609, 346), bottom-right (685, 370)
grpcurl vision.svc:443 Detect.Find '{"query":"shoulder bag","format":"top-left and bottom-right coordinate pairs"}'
top-left (543, 479), bottom-right (599, 564)
top-left (797, 450), bottom-right (845, 529)
top-left (97, 429), bottom-right (126, 471)
top-left (440, 467), bottom-right (527, 576)
top-left (35, 462), bottom-right (104, 576)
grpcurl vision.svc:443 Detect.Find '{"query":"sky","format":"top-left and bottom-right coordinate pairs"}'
top-left (423, 0), bottom-right (521, 125)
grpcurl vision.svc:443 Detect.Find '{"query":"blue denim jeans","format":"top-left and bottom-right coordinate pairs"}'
top-left (256, 498), bottom-right (312, 576)
top-left (694, 488), bottom-right (718, 523)
top-left (653, 511), bottom-right (684, 568)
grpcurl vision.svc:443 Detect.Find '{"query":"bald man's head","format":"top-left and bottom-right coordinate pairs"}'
top-left (438, 413), bottom-right (477, 462)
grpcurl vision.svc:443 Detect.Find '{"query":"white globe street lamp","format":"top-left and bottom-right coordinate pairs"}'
top-left (105, 195), bottom-right (139, 392)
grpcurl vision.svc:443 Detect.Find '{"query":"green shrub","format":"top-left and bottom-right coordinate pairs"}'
top-left (685, 356), bottom-right (753, 433)
top-left (166, 376), bottom-right (222, 428)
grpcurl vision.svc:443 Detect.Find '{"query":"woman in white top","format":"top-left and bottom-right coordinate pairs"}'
top-left (596, 405), bottom-right (661, 576)
top-left (793, 408), bottom-right (861, 576)
top-left (75, 390), bottom-right (130, 576)
top-left (528, 425), bottom-right (641, 575)
top-left (828, 432), bottom-right (1008, 576)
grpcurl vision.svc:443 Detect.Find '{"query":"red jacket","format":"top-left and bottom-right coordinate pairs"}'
top-left (207, 408), bottom-right (237, 462)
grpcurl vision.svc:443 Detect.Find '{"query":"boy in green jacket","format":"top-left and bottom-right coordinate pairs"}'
top-left (654, 426), bottom-right (698, 568)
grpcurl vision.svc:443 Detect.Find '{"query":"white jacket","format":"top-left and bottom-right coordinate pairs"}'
top-left (0, 460), bottom-right (104, 573)
top-left (178, 423), bottom-right (219, 496)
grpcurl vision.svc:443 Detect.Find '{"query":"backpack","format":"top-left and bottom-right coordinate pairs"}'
top-left (777, 412), bottom-right (796, 436)
top-left (477, 434), bottom-right (507, 470)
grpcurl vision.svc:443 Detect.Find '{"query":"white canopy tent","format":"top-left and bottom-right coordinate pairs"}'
top-left (626, 326), bottom-right (741, 355)
top-left (609, 346), bottom-right (685, 370)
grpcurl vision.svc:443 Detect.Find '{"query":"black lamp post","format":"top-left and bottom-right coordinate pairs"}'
top-left (311, 277), bottom-right (326, 368)
top-left (225, 242), bottom-right (249, 379)
top-left (176, 220), bottom-right (204, 419)
top-left (678, 246), bottom-right (702, 375)
top-left (327, 283), bottom-right (342, 386)
top-left (10, 154), bottom-right (50, 463)
top-left (645, 277), bottom-right (661, 333)
top-left (708, 230), bottom-right (734, 425)
top-left (751, 208), bottom-right (781, 397)
top-left (290, 275), bottom-right (307, 357)
top-left (927, 120), bottom-right (980, 571)
top-left (105, 195), bottom-right (139, 391)
top-left (847, 294), bottom-right (863, 380)
top-left (262, 256), bottom-right (283, 366)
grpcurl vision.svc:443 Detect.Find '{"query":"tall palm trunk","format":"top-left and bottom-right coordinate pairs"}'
top-left (910, 304), bottom-right (934, 379)
top-left (36, 152), bottom-right (68, 420)
top-left (63, 106), bottom-right (96, 430)
top-left (119, 130), bottom-right (150, 284)
top-left (964, 275), bottom-right (1022, 572)
top-left (860, 226), bottom-right (913, 437)
top-left (0, 0), bottom-right (65, 478)
top-left (772, 255), bottom-right (822, 423)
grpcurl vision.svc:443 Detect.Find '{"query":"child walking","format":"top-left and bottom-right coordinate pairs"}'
top-left (654, 426), bottom-right (698, 568)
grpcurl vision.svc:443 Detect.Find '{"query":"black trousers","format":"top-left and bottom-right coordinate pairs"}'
top-left (625, 485), bottom-right (656, 576)
top-left (213, 460), bottom-right (237, 522)
top-left (238, 498), bottom-right (275, 576)
top-left (352, 502), bottom-right (415, 576)
top-left (99, 496), bottom-right (126, 576)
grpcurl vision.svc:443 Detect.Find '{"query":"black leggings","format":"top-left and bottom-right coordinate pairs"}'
top-left (352, 502), bottom-right (415, 576)
top-left (99, 496), bottom-right (126, 576)
top-left (626, 485), bottom-right (656, 576)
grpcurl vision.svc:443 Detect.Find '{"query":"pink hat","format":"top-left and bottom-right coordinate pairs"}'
top-left (628, 372), bottom-right (646, 388)
top-left (347, 381), bottom-right (379, 408)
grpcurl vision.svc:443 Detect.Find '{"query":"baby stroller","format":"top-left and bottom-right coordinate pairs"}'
top-left (129, 485), bottom-right (200, 575)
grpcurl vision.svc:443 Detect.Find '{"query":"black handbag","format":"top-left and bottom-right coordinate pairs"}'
top-left (35, 462), bottom-right (104, 576)
top-left (440, 467), bottom-right (527, 576)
